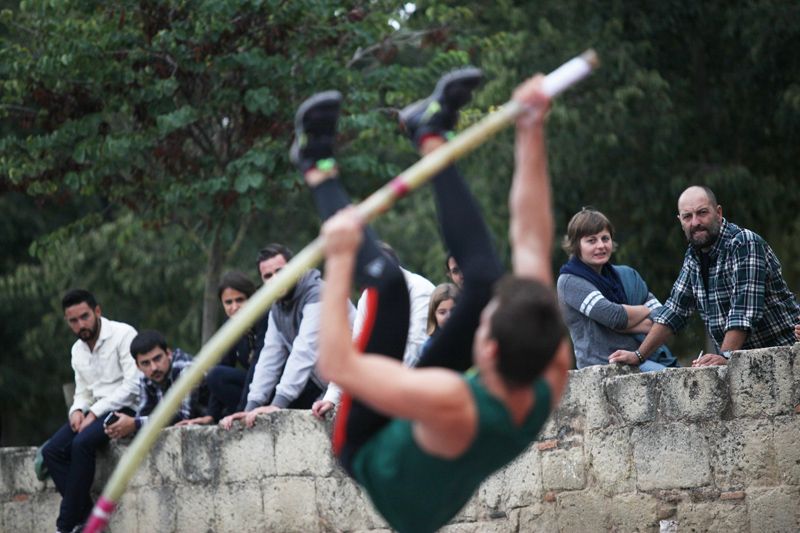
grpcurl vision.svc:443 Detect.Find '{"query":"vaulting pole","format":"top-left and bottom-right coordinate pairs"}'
top-left (84, 49), bottom-right (598, 533)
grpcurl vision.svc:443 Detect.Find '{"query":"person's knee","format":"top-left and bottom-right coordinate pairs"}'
top-left (206, 365), bottom-right (226, 389)
top-left (71, 428), bottom-right (104, 456)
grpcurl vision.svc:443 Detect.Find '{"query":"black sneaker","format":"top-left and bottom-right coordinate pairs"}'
top-left (290, 90), bottom-right (342, 173)
top-left (399, 67), bottom-right (483, 146)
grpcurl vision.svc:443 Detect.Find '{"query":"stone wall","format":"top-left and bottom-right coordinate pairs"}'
top-left (2, 345), bottom-right (799, 532)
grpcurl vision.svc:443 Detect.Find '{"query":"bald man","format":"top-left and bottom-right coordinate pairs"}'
top-left (610, 185), bottom-right (798, 367)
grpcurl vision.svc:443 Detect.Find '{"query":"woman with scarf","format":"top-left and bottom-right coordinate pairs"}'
top-left (557, 208), bottom-right (677, 371)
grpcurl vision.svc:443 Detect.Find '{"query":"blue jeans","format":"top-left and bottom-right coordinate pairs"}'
top-left (639, 359), bottom-right (667, 372)
top-left (42, 408), bottom-right (133, 531)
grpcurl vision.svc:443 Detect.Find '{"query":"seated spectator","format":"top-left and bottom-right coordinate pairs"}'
top-left (557, 208), bottom-right (676, 371)
top-left (104, 330), bottom-right (204, 438)
top-left (312, 245), bottom-right (433, 418)
top-left (220, 244), bottom-right (353, 430)
top-left (417, 282), bottom-right (460, 362)
top-left (42, 289), bottom-right (139, 533)
top-left (445, 252), bottom-right (464, 288)
top-left (182, 271), bottom-right (269, 425)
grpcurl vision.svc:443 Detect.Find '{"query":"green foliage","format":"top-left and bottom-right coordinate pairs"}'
top-left (2, 0), bottom-right (799, 443)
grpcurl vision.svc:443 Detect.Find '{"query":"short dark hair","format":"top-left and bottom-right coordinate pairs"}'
top-left (217, 270), bottom-right (256, 300)
top-left (62, 289), bottom-right (97, 311)
top-left (489, 275), bottom-right (565, 387)
top-left (444, 252), bottom-right (456, 273)
top-left (561, 208), bottom-right (616, 257)
top-left (256, 243), bottom-right (293, 270)
top-left (130, 329), bottom-right (168, 360)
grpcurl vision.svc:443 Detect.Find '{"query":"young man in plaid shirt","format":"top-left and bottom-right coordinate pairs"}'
top-left (104, 329), bottom-right (203, 439)
top-left (611, 185), bottom-right (799, 367)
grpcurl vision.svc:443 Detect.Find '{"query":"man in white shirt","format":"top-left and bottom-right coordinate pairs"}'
top-left (41, 289), bottom-right (139, 533)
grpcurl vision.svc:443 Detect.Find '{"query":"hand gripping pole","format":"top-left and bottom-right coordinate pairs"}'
top-left (84, 49), bottom-right (598, 533)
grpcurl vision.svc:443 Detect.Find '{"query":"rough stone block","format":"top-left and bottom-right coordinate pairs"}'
top-left (261, 476), bottom-right (319, 532)
top-left (585, 426), bottom-right (634, 494)
top-left (440, 514), bottom-right (517, 532)
top-left (747, 486), bottom-right (800, 533)
top-left (729, 347), bottom-right (794, 417)
top-left (137, 484), bottom-right (177, 532)
top-left (215, 481), bottom-right (265, 533)
top-left (2, 497), bottom-right (33, 532)
top-left (517, 503), bottom-right (558, 532)
top-left (632, 423), bottom-right (711, 490)
top-left (174, 484), bottom-right (217, 532)
top-left (109, 489), bottom-right (140, 533)
top-left (658, 367), bottom-right (728, 421)
top-left (497, 445), bottom-right (543, 510)
top-left (606, 372), bottom-right (658, 424)
top-left (180, 425), bottom-right (222, 484)
top-left (150, 426), bottom-right (182, 485)
top-left (556, 490), bottom-right (609, 532)
top-left (271, 411), bottom-right (336, 476)
top-left (29, 491), bottom-right (61, 533)
top-left (117, 433), bottom-right (172, 489)
top-left (563, 365), bottom-right (632, 430)
top-left (774, 414), bottom-right (800, 484)
top-left (610, 492), bottom-right (659, 532)
top-left (707, 419), bottom-right (775, 489)
top-left (536, 414), bottom-right (559, 441)
top-left (541, 444), bottom-right (586, 490)
top-left (219, 424), bottom-right (275, 482)
top-left (675, 500), bottom-right (748, 533)
top-left (0, 446), bottom-right (48, 496)
top-left (316, 475), bottom-right (384, 530)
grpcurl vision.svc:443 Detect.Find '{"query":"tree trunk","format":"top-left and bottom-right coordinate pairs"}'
top-left (201, 228), bottom-right (224, 343)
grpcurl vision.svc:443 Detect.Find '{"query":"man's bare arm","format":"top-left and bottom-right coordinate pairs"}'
top-left (609, 322), bottom-right (674, 365)
top-left (509, 75), bottom-right (553, 284)
top-left (318, 208), bottom-right (472, 428)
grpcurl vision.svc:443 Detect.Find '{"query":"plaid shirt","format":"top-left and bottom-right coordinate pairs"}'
top-left (654, 219), bottom-right (799, 351)
top-left (135, 348), bottom-right (202, 429)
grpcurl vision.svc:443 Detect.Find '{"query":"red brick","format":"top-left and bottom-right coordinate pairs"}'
top-left (537, 439), bottom-right (558, 451)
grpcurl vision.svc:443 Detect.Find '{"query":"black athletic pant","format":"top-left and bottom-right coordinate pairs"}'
top-left (311, 165), bottom-right (504, 476)
top-left (309, 177), bottom-right (411, 471)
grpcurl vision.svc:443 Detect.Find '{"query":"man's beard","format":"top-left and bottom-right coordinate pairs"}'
top-left (77, 321), bottom-right (99, 342)
top-left (687, 219), bottom-right (721, 249)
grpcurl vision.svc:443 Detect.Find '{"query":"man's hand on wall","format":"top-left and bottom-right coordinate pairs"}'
top-left (311, 400), bottom-right (335, 419)
top-left (692, 354), bottom-right (727, 367)
top-left (245, 405), bottom-right (280, 428)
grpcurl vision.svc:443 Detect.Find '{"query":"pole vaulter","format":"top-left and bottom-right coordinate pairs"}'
top-left (84, 49), bottom-right (599, 533)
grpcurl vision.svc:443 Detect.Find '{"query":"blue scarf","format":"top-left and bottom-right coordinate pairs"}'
top-left (559, 256), bottom-right (628, 304)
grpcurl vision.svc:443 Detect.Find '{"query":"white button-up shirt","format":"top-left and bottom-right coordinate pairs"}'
top-left (69, 316), bottom-right (141, 416)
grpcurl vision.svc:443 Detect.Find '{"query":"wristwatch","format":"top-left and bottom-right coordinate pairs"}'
top-left (721, 350), bottom-right (733, 360)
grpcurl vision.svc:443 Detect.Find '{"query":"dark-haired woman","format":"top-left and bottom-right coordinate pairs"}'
top-left (179, 270), bottom-right (269, 425)
top-left (557, 208), bottom-right (676, 371)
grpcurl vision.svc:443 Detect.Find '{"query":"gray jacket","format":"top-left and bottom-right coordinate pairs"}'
top-left (246, 270), bottom-right (352, 409)
top-left (557, 272), bottom-right (662, 369)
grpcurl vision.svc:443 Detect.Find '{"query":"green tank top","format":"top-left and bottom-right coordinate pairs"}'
top-left (351, 373), bottom-right (551, 533)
